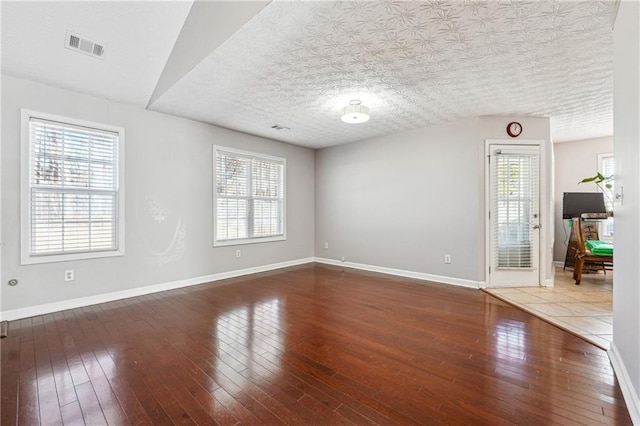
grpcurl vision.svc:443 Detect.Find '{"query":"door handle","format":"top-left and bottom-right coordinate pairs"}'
top-left (533, 224), bottom-right (541, 229)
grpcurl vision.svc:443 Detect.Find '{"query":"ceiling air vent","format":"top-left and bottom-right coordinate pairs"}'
top-left (65, 31), bottom-right (105, 60)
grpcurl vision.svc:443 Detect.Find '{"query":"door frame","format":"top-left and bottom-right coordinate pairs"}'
top-left (484, 139), bottom-right (548, 288)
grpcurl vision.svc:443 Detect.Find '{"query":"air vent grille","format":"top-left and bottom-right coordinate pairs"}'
top-left (69, 34), bottom-right (80, 48)
top-left (93, 44), bottom-right (104, 57)
top-left (65, 31), bottom-right (105, 60)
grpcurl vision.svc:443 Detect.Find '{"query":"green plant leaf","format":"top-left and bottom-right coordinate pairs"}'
top-left (579, 176), bottom-right (597, 183)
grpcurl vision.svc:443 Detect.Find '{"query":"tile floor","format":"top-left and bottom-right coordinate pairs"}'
top-left (484, 266), bottom-right (613, 349)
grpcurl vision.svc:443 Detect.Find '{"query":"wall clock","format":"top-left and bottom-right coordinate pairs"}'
top-left (506, 121), bottom-right (523, 138)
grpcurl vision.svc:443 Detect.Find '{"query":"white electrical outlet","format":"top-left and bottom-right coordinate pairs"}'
top-left (235, 249), bottom-right (241, 258)
top-left (444, 254), bottom-right (452, 264)
top-left (324, 242), bottom-right (329, 249)
top-left (65, 270), bottom-right (75, 281)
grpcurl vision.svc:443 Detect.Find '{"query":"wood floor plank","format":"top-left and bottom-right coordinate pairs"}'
top-left (59, 401), bottom-right (85, 426)
top-left (1, 263), bottom-right (633, 425)
top-left (74, 381), bottom-right (107, 426)
top-left (109, 372), bottom-right (164, 425)
top-left (17, 334), bottom-right (40, 426)
top-left (1, 331), bottom-right (21, 426)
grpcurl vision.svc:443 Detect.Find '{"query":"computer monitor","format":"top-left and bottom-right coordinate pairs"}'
top-left (562, 192), bottom-right (607, 219)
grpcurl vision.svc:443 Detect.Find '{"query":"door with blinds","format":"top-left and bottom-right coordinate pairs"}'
top-left (488, 145), bottom-right (540, 287)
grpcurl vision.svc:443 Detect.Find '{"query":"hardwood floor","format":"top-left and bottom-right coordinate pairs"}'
top-left (486, 267), bottom-right (613, 350)
top-left (0, 263), bottom-right (632, 425)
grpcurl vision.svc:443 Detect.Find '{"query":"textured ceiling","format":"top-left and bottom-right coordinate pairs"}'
top-left (150, 0), bottom-right (616, 148)
top-left (2, 1), bottom-right (616, 149)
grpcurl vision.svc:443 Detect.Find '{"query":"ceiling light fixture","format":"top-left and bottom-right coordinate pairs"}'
top-left (341, 100), bottom-right (370, 124)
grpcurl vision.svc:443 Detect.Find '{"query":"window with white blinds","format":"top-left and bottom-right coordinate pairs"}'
top-left (21, 110), bottom-right (125, 264)
top-left (213, 146), bottom-right (285, 246)
top-left (494, 151), bottom-right (538, 269)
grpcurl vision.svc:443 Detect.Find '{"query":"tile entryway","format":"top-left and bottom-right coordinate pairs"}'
top-left (485, 266), bottom-right (613, 349)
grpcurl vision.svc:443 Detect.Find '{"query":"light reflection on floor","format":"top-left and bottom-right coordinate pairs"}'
top-left (215, 298), bottom-right (283, 383)
top-left (485, 267), bottom-right (612, 349)
top-left (494, 321), bottom-right (527, 362)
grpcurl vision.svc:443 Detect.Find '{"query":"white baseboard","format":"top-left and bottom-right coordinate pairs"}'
top-left (314, 257), bottom-right (480, 289)
top-left (609, 342), bottom-right (640, 424)
top-left (553, 261), bottom-right (565, 268)
top-left (0, 257), bottom-right (315, 322)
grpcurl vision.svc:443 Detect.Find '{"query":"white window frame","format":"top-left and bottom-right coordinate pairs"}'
top-left (213, 145), bottom-right (286, 247)
top-left (598, 152), bottom-right (614, 240)
top-left (21, 109), bottom-right (125, 264)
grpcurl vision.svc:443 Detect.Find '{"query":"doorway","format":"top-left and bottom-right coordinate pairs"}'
top-left (487, 144), bottom-right (541, 287)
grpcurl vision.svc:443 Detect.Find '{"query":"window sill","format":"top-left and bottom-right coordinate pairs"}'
top-left (21, 248), bottom-right (125, 265)
top-left (213, 235), bottom-right (286, 247)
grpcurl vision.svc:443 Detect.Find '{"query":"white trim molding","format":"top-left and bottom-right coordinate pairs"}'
top-left (608, 342), bottom-right (640, 424)
top-left (1, 257), bottom-right (484, 322)
top-left (0, 257), bottom-right (314, 322)
top-left (314, 257), bottom-right (481, 289)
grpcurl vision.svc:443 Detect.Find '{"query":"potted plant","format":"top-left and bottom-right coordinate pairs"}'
top-left (579, 172), bottom-right (614, 215)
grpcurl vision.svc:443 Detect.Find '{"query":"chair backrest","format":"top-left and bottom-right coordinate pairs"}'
top-left (573, 218), bottom-right (586, 254)
top-left (573, 217), bottom-right (600, 255)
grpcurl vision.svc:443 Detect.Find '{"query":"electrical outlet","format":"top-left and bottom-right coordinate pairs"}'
top-left (444, 254), bottom-right (452, 264)
top-left (324, 242), bottom-right (329, 249)
top-left (65, 270), bottom-right (75, 281)
top-left (235, 249), bottom-right (241, 258)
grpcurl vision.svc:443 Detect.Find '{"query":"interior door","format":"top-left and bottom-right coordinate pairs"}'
top-left (488, 145), bottom-right (540, 287)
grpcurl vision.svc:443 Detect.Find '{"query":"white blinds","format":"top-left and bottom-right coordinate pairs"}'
top-left (601, 155), bottom-right (615, 210)
top-left (29, 118), bottom-right (119, 255)
top-left (600, 155), bottom-right (615, 237)
top-left (494, 151), bottom-right (538, 269)
top-left (215, 148), bottom-right (284, 242)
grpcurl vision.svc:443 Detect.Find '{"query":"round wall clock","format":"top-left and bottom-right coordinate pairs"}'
top-left (507, 121), bottom-right (523, 138)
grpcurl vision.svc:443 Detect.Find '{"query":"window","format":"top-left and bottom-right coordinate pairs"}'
top-left (21, 110), bottom-right (125, 264)
top-left (598, 153), bottom-right (614, 239)
top-left (213, 146), bottom-right (285, 246)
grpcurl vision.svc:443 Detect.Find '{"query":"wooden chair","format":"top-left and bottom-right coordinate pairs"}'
top-left (572, 217), bottom-right (613, 285)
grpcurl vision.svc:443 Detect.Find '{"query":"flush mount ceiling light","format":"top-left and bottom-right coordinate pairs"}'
top-left (341, 100), bottom-right (370, 124)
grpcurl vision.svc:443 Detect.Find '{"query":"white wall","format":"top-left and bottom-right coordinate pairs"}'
top-left (1, 75), bottom-right (315, 315)
top-left (315, 115), bottom-right (552, 286)
top-left (612, 0), bottom-right (640, 420)
top-left (552, 137), bottom-right (613, 262)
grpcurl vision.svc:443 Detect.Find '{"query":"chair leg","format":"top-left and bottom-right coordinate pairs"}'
top-left (574, 257), bottom-right (584, 285)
